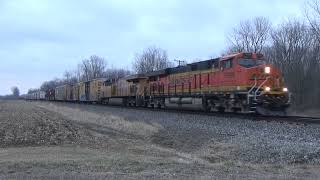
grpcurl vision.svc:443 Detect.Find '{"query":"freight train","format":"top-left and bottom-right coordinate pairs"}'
top-left (26, 52), bottom-right (291, 116)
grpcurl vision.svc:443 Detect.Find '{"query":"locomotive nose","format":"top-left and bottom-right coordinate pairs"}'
top-left (259, 64), bottom-right (289, 93)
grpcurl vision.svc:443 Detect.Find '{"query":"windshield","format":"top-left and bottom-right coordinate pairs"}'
top-left (238, 59), bottom-right (265, 68)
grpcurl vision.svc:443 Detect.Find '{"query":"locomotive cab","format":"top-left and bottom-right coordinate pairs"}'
top-left (231, 53), bottom-right (290, 115)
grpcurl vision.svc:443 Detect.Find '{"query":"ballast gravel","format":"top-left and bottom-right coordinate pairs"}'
top-left (75, 104), bottom-right (320, 165)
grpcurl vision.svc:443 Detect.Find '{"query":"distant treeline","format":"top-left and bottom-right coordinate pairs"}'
top-left (0, 86), bottom-right (20, 100)
top-left (29, 46), bottom-right (172, 94)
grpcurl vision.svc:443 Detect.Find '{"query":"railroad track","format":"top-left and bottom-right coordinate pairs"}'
top-left (33, 100), bottom-right (320, 125)
top-left (269, 115), bottom-right (320, 124)
top-left (144, 106), bottom-right (320, 125)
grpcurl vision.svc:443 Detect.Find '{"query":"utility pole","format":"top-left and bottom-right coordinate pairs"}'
top-left (174, 59), bottom-right (186, 67)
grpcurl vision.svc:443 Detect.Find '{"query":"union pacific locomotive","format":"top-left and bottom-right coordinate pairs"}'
top-left (26, 52), bottom-right (290, 115)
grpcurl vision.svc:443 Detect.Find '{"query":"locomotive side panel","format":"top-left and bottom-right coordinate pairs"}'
top-left (105, 85), bottom-right (112, 98)
top-left (114, 79), bottom-right (132, 97)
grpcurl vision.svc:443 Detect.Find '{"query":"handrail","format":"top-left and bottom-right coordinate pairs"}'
top-left (247, 77), bottom-right (257, 104)
top-left (254, 76), bottom-right (270, 100)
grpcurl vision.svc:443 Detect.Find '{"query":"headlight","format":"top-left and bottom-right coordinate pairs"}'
top-left (264, 67), bottom-right (271, 74)
top-left (265, 87), bottom-right (271, 92)
top-left (283, 87), bottom-right (288, 92)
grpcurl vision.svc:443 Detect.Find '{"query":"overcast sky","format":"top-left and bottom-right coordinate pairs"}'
top-left (0, 0), bottom-right (304, 95)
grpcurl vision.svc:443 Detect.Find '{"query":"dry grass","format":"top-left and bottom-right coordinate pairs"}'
top-left (35, 102), bottom-right (162, 138)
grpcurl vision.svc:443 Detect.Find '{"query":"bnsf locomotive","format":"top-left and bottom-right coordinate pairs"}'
top-left (26, 52), bottom-right (290, 115)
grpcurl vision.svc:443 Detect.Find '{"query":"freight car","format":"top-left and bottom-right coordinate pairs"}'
top-left (28, 52), bottom-right (290, 115)
top-left (45, 89), bottom-right (55, 100)
top-left (78, 78), bottom-right (106, 102)
top-left (55, 85), bottom-right (68, 101)
top-left (26, 90), bottom-right (46, 100)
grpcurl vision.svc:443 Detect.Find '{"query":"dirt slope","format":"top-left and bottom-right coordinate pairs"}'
top-left (0, 101), bottom-right (96, 147)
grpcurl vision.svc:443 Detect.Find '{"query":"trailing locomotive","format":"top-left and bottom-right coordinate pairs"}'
top-left (27, 52), bottom-right (290, 115)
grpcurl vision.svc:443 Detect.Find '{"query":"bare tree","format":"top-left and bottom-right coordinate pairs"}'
top-left (227, 17), bottom-right (271, 53)
top-left (105, 68), bottom-right (131, 80)
top-left (63, 71), bottom-right (72, 83)
top-left (27, 89), bottom-right (39, 96)
top-left (268, 20), bottom-right (311, 67)
top-left (133, 46), bottom-right (172, 73)
top-left (266, 20), bottom-right (320, 108)
top-left (305, 0), bottom-right (320, 42)
top-left (225, 16), bottom-right (320, 109)
top-left (11, 86), bottom-right (20, 97)
top-left (63, 70), bottom-right (78, 84)
top-left (40, 78), bottom-right (64, 91)
top-left (80, 55), bottom-right (107, 81)
top-left (76, 64), bottom-right (82, 82)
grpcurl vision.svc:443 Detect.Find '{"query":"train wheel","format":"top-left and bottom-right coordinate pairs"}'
top-left (218, 107), bottom-right (225, 113)
top-left (202, 103), bottom-right (211, 112)
top-left (231, 107), bottom-right (241, 113)
top-left (122, 99), bottom-right (127, 107)
top-left (202, 98), bottom-right (211, 112)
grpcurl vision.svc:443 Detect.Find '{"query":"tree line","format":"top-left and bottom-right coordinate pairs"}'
top-left (0, 86), bottom-right (20, 100)
top-left (28, 45), bottom-right (172, 94)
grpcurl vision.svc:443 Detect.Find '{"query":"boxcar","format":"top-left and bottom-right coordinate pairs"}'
top-left (39, 91), bottom-right (45, 100)
top-left (89, 78), bottom-right (105, 102)
top-left (65, 84), bottom-right (73, 101)
top-left (55, 85), bottom-right (67, 101)
top-left (78, 79), bottom-right (106, 102)
top-left (45, 89), bottom-right (55, 100)
top-left (72, 83), bottom-right (80, 101)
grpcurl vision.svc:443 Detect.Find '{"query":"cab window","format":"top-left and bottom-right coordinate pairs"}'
top-left (221, 59), bottom-right (233, 69)
top-left (212, 61), bottom-right (219, 69)
top-left (238, 59), bottom-right (265, 68)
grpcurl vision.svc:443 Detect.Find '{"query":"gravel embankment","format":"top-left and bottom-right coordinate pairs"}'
top-left (40, 102), bottom-right (320, 165)
top-left (138, 112), bottom-right (320, 164)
